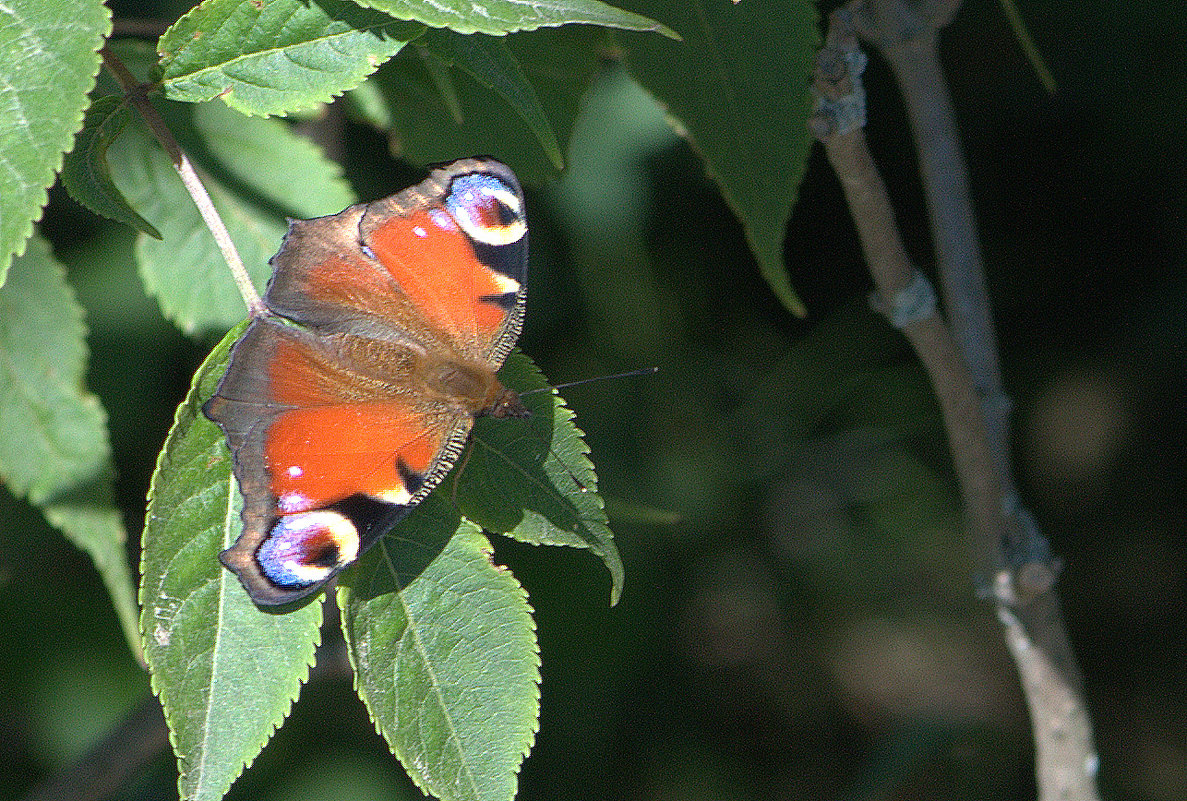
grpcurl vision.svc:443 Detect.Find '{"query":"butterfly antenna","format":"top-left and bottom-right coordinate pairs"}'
top-left (519, 366), bottom-right (658, 397)
top-left (454, 369), bottom-right (655, 510)
top-left (518, 367), bottom-right (658, 494)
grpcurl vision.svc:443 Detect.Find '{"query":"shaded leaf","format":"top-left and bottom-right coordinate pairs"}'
top-left (106, 99), bottom-right (356, 334)
top-left (0, 0), bottom-right (110, 281)
top-left (341, 502), bottom-right (540, 801)
top-left (141, 323), bottom-right (323, 801)
top-left (463, 352), bottom-right (622, 604)
top-left (420, 45), bottom-right (466, 123)
top-left (0, 233), bottom-right (141, 661)
top-left (352, 0), bottom-right (677, 37)
top-left (618, 0), bottom-right (820, 316)
top-left (375, 26), bottom-right (604, 183)
top-left (343, 74), bottom-right (394, 129)
top-left (158, 0), bottom-right (424, 117)
top-left (418, 29), bottom-right (563, 169)
top-left (61, 94), bottom-right (162, 238)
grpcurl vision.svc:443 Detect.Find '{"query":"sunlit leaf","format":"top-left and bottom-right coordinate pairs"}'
top-left (341, 506), bottom-right (540, 801)
top-left (141, 323), bottom-right (323, 801)
top-left (352, 0), bottom-right (677, 37)
top-left (0, 0), bottom-right (110, 281)
top-left (159, 0), bottom-right (424, 116)
top-left (463, 353), bottom-right (622, 604)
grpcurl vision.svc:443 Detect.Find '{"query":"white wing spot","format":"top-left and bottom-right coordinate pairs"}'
top-left (278, 491), bottom-right (313, 513)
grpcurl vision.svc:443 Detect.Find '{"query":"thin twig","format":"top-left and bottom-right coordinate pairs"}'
top-left (99, 48), bottom-right (267, 319)
top-left (110, 18), bottom-right (172, 39)
top-left (850, 0), bottom-right (1054, 590)
top-left (811, 6), bottom-right (1101, 800)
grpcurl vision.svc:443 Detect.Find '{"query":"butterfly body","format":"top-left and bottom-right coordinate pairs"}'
top-left (203, 158), bottom-right (529, 605)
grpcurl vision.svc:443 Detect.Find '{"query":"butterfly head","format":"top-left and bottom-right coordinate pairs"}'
top-left (485, 387), bottom-right (531, 420)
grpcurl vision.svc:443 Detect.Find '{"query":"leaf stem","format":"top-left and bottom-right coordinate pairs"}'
top-left (99, 48), bottom-right (266, 319)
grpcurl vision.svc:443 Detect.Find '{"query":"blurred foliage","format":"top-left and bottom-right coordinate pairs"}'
top-left (2, 0), bottom-right (1187, 800)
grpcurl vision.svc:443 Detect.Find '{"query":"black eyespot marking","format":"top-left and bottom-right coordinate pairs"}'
top-left (308, 540), bottom-right (341, 569)
top-left (396, 458), bottom-right (426, 496)
top-left (324, 493), bottom-right (418, 559)
top-left (479, 291), bottom-right (519, 310)
top-left (471, 236), bottom-right (527, 283)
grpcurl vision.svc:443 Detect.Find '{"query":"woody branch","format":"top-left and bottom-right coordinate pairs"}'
top-left (809, 3), bottom-right (1101, 799)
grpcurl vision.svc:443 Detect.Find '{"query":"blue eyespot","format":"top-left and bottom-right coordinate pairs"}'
top-left (258, 510), bottom-right (360, 588)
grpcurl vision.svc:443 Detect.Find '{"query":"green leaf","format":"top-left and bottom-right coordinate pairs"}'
top-left (105, 99), bottom-right (356, 334)
top-left (140, 323), bottom-right (324, 801)
top-left (158, 0), bottom-right (425, 117)
top-left (463, 352), bottom-right (623, 604)
top-left (60, 95), bottom-right (162, 239)
top-left (374, 26), bottom-right (604, 183)
top-left (618, 0), bottom-right (820, 316)
top-left (739, 298), bottom-right (912, 479)
top-left (0, 0), bottom-right (110, 282)
top-left (0, 234), bottom-right (141, 662)
top-left (343, 75), bottom-right (394, 129)
top-left (340, 503), bottom-right (540, 801)
top-left (417, 30), bottom-right (563, 169)
top-left (352, 0), bottom-right (677, 37)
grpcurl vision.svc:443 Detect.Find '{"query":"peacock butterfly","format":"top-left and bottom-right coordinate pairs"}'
top-left (203, 157), bottom-right (530, 606)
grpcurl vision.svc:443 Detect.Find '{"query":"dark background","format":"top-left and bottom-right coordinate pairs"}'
top-left (3, 1), bottom-right (1185, 799)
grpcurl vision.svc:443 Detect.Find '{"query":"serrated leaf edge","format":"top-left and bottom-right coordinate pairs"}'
top-left (1, 4), bottom-right (112, 278)
top-left (140, 330), bottom-right (321, 800)
top-left (478, 358), bottom-right (624, 603)
top-left (159, 1), bottom-right (424, 115)
top-left (345, 527), bottom-right (542, 801)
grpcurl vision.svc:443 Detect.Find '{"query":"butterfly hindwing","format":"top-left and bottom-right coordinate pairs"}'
top-left (203, 158), bottom-right (529, 605)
